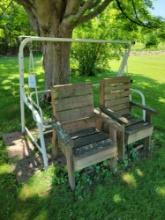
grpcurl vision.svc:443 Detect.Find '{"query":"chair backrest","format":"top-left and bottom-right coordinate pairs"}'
top-left (100, 76), bottom-right (131, 116)
top-left (51, 83), bottom-right (94, 124)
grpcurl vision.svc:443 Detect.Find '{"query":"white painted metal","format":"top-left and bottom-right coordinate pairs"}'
top-left (18, 36), bottom-right (131, 169)
top-left (130, 88), bottom-right (146, 121)
top-left (117, 48), bottom-right (131, 76)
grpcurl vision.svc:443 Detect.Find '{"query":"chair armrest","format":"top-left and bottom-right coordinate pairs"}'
top-left (130, 101), bottom-right (157, 114)
top-left (93, 109), bottom-right (119, 144)
top-left (100, 106), bottom-right (128, 125)
top-left (52, 117), bottom-right (73, 147)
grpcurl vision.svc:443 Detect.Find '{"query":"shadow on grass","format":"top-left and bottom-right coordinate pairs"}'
top-left (0, 58), bottom-right (165, 219)
top-left (1, 144), bottom-right (165, 220)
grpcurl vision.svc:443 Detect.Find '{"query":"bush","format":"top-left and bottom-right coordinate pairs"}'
top-left (72, 40), bottom-right (109, 76)
top-left (145, 34), bottom-right (159, 48)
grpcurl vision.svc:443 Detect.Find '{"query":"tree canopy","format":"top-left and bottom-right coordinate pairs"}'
top-left (0, 0), bottom-right (164, 87)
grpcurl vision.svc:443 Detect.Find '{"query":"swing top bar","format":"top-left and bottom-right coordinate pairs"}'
top-left (18, 35), bottom-right (132, 135)
top-left (19, 35), bottom-right (132, 46)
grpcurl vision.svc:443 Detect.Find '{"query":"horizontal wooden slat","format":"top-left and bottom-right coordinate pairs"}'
top-left (73, 131), bottom-right (109, 148)
top-left (126, 122), bottom-right (151, 134)
top-left (63, 117), bottom-right (96, 133)
top-left (109, 103), bottom-right (130, 112)
top-left (125, 116), bottom-right (144, 127)
top-left (116, 108), bottom-right (130, 116)
top-left (74, 144), bottom-right (117, 171)
top-left (51, 83), bottom-right (92, 99)
top-left (73, 139), bottom-right (112, 157)
top-left (53, 94), bottom-right (93, 112)
top-left (101, 76), bottom-right (131, 85)
top-left (105, 90), bottom-right (130, 100)
top-left (126, 125), bottom-right (153, 144)
top-left (71, 127), bottom-right (97, 140)
top-left (56, 105), bottom-right (93, 123)
top-left (105, 97), bottom-right (130, 107)
top-left (105, 83), bottom-right (130, 93)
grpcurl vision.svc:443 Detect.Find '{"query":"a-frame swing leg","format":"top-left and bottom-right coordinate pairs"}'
top-left (38, 123), bottom-right (48, 169)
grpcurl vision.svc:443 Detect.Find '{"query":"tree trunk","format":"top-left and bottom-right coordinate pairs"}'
top-left (42, 29), bottom-right (72, 90)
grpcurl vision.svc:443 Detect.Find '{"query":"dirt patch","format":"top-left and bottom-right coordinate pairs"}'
top-left (3, 131), bottom-right (65, 183)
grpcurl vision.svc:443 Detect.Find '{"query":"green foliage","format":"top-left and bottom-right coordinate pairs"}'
top-left (1, 54), bottom-right (165, 219)
top-left (145, 34), bottom-right (159, 48)
top-left (73, 19), bottom-right (112, 76)
top-left (72, 1), bottom-right (165, 76)
top-left (0, 1), bottom-right (33, 55)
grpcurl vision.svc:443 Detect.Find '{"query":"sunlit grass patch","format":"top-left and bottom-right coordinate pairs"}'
top-left (156, 186), bottom-right (165, 197)
top-left (113, 194), bottom-right (122, 203)
top-left (135, 168), bottom-right (144, 177)
top-left (19, 165), bottom-right (55, 200)
top-left (122, 173), bottom-right (137, 188)
top-left (0, 163), bottom-right (13, 174)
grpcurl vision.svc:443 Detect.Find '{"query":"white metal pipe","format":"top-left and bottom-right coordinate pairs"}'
top-left (18, 36), bottom-right (132, 169)
top-left (117, 47), bottom-right (131, 76)
top-left (130, 88), bottom-right (146, 121)
top-left (37, 122), bottom-right (48, 168)
top-left (19, 36), bottom-right (131, 45)
top-left (25, 126), bottom-right (42, 153)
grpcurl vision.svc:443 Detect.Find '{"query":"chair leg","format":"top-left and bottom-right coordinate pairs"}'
top-left (144, 136), bottom-right (152, 154)
top-left (52, 130), bottom-right (59, 158)
top-left (65, 152), bottom-right (75, 190)
top-left (117, 131), bottom-right (125, 160)
top-left (109, 157), bottom-right (118, 173)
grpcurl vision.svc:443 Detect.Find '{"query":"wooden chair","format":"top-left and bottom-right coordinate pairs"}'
top-left (99, 76), bottom-right (156, 159)
top-left (51, 83), bottom-right (118, 190)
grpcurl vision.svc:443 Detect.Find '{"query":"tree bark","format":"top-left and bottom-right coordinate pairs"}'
top-left (16, 0), bottom-right (113, 89)
top-left (42, 30), bottom-right (72, 89)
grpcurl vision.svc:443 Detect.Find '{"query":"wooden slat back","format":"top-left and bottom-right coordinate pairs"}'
top-left (100, 76), bottom-right (131, 116)
top-left (51, 83), bottom-right (94, 123)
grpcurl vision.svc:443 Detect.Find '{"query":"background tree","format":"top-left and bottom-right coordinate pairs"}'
top-left (2, 0), bottom-right (162, 89)
top-left (0, 0), bottom-right (32, 55)
top-left (15, 0), bottom-right (114, 89)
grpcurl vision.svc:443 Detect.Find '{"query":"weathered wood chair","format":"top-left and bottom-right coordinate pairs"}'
top-left (51, 83), bottom-right (118, 190)
top-left (100, 76), bottom-right (156, 159)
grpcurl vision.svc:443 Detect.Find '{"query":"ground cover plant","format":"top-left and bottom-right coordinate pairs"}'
top-left (0, 54), bottom-right (165, 220)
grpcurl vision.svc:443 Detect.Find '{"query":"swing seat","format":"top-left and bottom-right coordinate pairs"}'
top-left (99, 76), bottom-right (156, 159)
top-left (51, 83), bottom-right (118, 190)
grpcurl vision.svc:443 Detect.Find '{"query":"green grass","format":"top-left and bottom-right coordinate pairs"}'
top-left (0, 54), bottom-right (165, 220)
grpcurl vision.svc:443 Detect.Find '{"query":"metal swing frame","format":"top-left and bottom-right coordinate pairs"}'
top-left (18, 36), bottom-right (146, 169)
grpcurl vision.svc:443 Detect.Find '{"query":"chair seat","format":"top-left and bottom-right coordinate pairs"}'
top-left (125, 120), bottom-right (153, 144)
top-left (70, 127), bottom-right (115, 157)
top-left (126, 121), bottom-right (152, 134)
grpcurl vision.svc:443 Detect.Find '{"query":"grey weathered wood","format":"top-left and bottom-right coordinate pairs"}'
top-left (101, 76), bottom-right (131, 85)
top-left (52, 83), bottom-right (118, 190)
top-left (52, 83), bottom-right (92, 99)
top-left (53, 94), bottom-right (93, 112)
top-left (74, 144), bottom-right (117, 171)
top-left (99, 77), bottom-right (155, 160)
top-left (100, 106), bottom-right (128, 125)
top-left (62, 116), bottom-right (96, 133)
top-left (126, 125), bottom-right (153, 144)
top-left (130, 101), bottom-right (157, 114)
top-left (110, 103), bottom-right (130, 112)
top-left (65, 146), bottom-right (75, 191)
top-left (73, 131), bottom-right (109, 148)
top-left (105, 83), bottom-right (130, 93)
top-left (105, 91), bottom-right (130, 100)
top-left (71, 127), bottom-right (97, 140)
top-left (56, 105), bottom-right (93, 122)
top-left (105, 97), bottom-right (129, 107)
top-left (73, 139), bottom-right (112, 157)
top-left (144, 136), bottom-right (152, 154)
top-left (126, 121), bottom-right (151, 134)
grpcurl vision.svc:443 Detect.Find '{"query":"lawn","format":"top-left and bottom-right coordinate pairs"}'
top-left (0, 54), bottom-right (165, 220)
